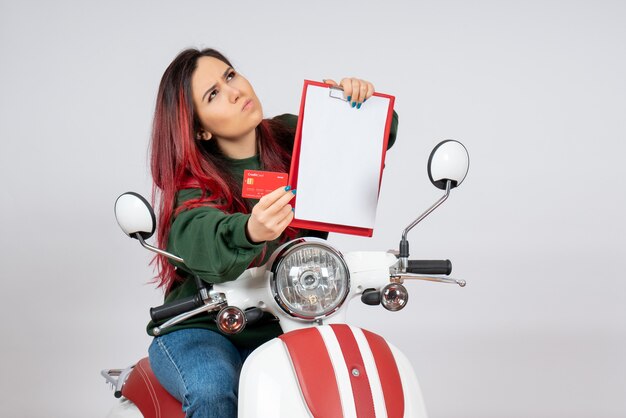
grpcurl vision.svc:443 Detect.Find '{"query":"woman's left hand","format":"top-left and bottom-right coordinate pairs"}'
top-left (322, 78), bottom-right (375, 109)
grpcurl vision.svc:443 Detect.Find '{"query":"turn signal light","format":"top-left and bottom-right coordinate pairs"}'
top-left (216, 306), bottom-right (246, 334)
top-left (381, 283), bottom-right (409, 311)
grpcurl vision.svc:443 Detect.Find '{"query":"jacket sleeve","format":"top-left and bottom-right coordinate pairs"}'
top-left (387, 110), bottom-right (399, 150)
top-left (168, 204), bottom-right (265, 284)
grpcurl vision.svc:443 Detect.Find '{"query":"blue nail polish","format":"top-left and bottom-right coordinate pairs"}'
top-left (291, 208), bottom-right (295, 212)
top-left (347, 95), bottom-right (351, 102)
top-left (352, 102), bottom-right (356, 108)
top-left (284, 185), bottom-right (291, 191)
top-left (357, 103), bottom-right (362, 109)
top-left (363, 98), bottom-right (367, 102)
top-left (292, 189), bottom-right (297, 195)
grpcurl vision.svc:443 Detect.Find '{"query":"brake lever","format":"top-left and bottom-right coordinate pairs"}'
top-left (152, 297), bottom-right (227, 335)
top-left (391, 273), bottom-right (466, 287)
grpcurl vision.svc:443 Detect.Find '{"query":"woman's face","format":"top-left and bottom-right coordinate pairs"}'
top-left (190, 56), bottom-right (263, 142)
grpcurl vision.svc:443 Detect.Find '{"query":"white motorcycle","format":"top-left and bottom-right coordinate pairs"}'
top-left (103, 140), bottom-right (470, 418)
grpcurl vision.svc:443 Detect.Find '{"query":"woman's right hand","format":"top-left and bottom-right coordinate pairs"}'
top-left (246, 186), bottom-right (296, 243)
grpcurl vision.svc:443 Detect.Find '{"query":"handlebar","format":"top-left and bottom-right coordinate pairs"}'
top-left (406, 260), bottom-right (452, 275)
top-left (150, 295), bottom-right (204, 322)
top-left (150, 296), bottom-right (266, 331)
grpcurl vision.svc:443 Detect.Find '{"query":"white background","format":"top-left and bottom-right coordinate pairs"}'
top-left (1, 1), bottom-right (625, 417)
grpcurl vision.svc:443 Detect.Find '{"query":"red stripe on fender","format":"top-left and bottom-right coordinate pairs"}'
top-left (330, 324), bottom-right (376, 418)
top-left (362, 329), bottom-right (405, 418)
top-left (279, 328), bottom-right (343, 418)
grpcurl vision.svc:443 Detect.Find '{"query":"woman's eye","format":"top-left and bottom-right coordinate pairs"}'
top-left (208, 90), bottom-right (217, 102)
top-left (227, 71), bottom-right (236, 81)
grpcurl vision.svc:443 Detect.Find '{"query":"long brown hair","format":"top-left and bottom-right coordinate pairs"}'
top-left (150, 48), bottom-right (294, 291)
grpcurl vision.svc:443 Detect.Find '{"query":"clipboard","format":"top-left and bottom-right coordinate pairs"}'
top-left (288, 80), bottom-right (395, 237)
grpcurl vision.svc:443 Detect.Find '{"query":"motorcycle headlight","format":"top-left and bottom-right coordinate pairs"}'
top-left (270, 239), bottom-right (350, 320)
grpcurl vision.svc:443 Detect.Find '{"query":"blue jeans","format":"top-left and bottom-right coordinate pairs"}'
top-left (148, 328), bottom-right (253, 418)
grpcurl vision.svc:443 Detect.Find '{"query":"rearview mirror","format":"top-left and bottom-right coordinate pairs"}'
top-left (114, 192), bottom-right (156, 239)
top-left (427, 140), bottom-right (470, 190)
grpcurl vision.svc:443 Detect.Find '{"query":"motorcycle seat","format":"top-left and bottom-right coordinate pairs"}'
top-left (122, 357), bottom-right (185, 418)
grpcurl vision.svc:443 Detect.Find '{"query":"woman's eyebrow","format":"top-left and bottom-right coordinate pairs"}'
top-left (201, 67), bottom-right (234, 102)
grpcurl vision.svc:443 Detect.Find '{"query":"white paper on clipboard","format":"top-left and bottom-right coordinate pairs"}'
top-left (294, 84), bottom-right (391, 229)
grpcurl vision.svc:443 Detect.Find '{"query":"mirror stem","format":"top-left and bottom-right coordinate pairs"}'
top-left (135, 234), bottom-right (185, 264)
top-left (135, 234), bottom-right (209, 296)
top-left (398, 180), bottom-right (452, 270)
top-left (402, 180), bottom-right (451, 241)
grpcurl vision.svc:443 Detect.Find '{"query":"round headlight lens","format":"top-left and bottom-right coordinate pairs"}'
top-left (271, 241), bottom-right (349, 320)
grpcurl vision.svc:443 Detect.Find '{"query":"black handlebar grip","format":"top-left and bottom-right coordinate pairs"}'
top-left (406, 260), bottom-right (452, 275)
top-left (150, 294), bottom-right (204, 322)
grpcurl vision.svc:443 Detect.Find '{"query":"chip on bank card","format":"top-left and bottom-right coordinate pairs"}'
top-left (242, 170), bottom-right (289, 199)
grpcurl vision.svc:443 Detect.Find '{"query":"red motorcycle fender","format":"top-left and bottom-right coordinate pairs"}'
top-left (241, 324), bottom-right (411, 418)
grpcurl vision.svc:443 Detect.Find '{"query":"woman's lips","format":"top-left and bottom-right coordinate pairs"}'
top-left (242, 99), bottom-right (253, 111)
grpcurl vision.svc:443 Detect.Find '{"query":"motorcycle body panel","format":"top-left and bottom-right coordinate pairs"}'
top-left (105, 251), bottom-right (429, 418)
top-left (238, 338), bottom-right (312, 418)
top-left (239, 324), bottom-right (428, 418)
top-left (215, 251), bottom-right (398, 333)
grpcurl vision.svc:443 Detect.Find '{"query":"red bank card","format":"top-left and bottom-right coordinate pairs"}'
top-left (242, 170), bottom-right (289, 199)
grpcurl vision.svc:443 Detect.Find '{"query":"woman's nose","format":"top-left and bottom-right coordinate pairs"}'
top-left (226, 85), bottom-right (241, 103)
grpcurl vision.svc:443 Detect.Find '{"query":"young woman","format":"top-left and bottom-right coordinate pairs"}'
top-left (147, 48), bottom-right (398, 418)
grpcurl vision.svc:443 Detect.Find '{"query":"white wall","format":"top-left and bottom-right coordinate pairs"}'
top-left (1, 0), bottom-right (624, 417)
